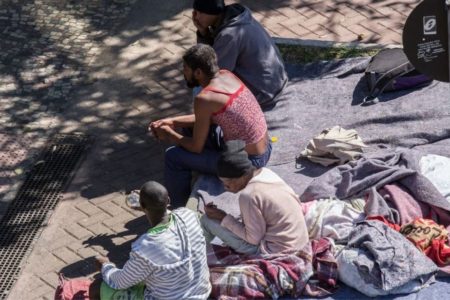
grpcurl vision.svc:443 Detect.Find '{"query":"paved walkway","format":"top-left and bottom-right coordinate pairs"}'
top-left (2, 0), bottom-right (418, 299)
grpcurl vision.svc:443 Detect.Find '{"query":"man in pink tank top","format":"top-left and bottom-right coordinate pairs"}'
top-left (149, 44), bottom-right (272, 208)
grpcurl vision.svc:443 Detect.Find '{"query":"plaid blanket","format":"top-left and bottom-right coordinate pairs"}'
top-left (208, 238), bottom-right (338, 299)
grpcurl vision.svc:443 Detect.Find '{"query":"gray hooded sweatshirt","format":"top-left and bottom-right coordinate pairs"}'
top-left (198, 4), bottom-right (288, 110)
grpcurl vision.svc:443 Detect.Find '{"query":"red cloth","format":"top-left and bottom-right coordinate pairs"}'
top-left (425, 239), bottom-right (450, 266)
top-left (366, 215), bottom-right (401, 231)
top-left (54, 273), bottom-right (91, 300)
top-left (400, 218), bottom-right (450, 267)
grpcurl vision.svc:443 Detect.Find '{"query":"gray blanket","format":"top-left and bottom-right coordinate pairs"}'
top-left (299, 148), bottom-right (450, 226)
top-left (338, 220), bottom-right (438, 296)
top-left (194, 57), bottom-right (450, 208)
top-left (267, 57), bottom-right (450, 168)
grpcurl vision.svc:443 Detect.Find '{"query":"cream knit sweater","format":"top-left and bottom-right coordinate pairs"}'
top-left (221, 168), bottom-right (309, 254)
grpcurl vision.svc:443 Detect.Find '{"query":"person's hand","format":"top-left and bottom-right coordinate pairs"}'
top-left (204, 203), bottom-right (227, 221)
top-left (150, 118), bottom-right (175, 128)
top-left (148, 118), bottom-right (174, 131)
top-left (148, 119), bottom-right (174, 140)
top-left (148, 122), bottom-right (159, 139)
top-left (95, 256), bottom-right (110, 272)
top-left (153, 125), bottom-right (173, 142)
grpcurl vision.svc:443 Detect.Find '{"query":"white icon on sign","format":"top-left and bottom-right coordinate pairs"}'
top-left (423, 16), bottom-right (437, 35)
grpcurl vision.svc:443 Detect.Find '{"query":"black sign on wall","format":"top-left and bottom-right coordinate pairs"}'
top-left (403, 0), bottom-right (449, 82)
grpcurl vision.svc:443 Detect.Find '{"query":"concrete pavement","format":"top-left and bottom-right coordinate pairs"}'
top-left (1, 0), bottom-right (418, 299)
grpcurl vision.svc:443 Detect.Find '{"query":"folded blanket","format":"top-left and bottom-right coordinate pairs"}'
top-left (208, 238), bottom-right (338, 299)
top-left (299, 126), bottom-right (367, 166)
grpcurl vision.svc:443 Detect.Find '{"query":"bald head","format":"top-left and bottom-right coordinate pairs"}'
top-left (139, 181), bottom-right (169, 212)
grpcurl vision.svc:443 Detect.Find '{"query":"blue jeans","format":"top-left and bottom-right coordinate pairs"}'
top-left (248, 141), bottom-right (272, 168)
top-left (165, 136), bottom-right (272, 208)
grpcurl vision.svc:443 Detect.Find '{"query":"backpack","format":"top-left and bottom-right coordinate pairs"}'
top-left (363, 48), bottom-right (433, 105)
top-left (54, 273), bottom-right (91, 300)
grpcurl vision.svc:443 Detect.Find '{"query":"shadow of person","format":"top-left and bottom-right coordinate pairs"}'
top-left (58, 215), bottom-right (148, 279)
top-left (58, 256), bottom-right (99, 278)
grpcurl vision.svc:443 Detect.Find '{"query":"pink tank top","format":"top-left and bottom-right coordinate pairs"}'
top-left (203, 70), bottom-right (267, 144)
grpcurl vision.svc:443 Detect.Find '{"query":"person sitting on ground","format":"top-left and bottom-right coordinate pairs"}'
top-left (94, 181), bottom-right (211, 300)
top-left (149, 44), bottom-right (271, 208)
top-left (192, 0), bottom-right (288, 110)
top-left (200, 140), bottom-right (309, 255)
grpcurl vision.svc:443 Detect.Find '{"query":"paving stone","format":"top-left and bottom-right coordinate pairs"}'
top-left (76, 246), bottom-right (100, 259)
top-left (45, 229), bottom-right (78, 251)
top-left (78, 212), bottom-right (110, 227)
top-left (75, 201), bottom-right (104, 216)
top-left (24, 275), bottom-right (47, 292)
top-left (110, 195), bottom-right (128, 208)
top-left (88, 192), bottom-right (122, 205)
top-left (64, 222), bottom-right (93, 240)
top-left (301, 13), bottom-right (329, 28)
top-left (103, 211), bottom-right (134, 228)
top-left (97, 201), bottom-right (124, 217)
top-left (32, 249), bottom-right (66, 273)
top-left (39, 271), bottom-right (59, 288)
top-left (85, 222), bottom-right (114, 236)
top-left (52, 246), bottom-right (82, 265)
top-left (90, 245), bottom-right (109, 256)
top-left (30, 283), bottom-right (54, 300)
top-left (66, 241), bottom-right (87, 252)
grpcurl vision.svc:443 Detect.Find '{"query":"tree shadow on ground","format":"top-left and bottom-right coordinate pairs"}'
top-left (236, 0), bottom-right (415, 43)
top-left (0, 0), bottom-right (416, 206)
top-left (0, 0), bottom-right (193, 203)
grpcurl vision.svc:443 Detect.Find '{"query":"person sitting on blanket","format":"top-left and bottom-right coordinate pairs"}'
top-left (149, 44), bottom-right (271, 209)
top-left (200, 140), bottom-right (309, 255)
top-left (93, 181), bottom-right (211, 300)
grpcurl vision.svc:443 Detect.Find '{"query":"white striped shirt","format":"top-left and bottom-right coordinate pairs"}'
top-left (102, 208), bottom-right (211, 299)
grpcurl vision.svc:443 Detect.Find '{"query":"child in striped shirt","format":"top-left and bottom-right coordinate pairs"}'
top-left (94, 181), bottom-right (211, 299)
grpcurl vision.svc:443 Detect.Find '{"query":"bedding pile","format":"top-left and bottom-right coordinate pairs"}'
top-left (191, 57), bottom-right (450, 298)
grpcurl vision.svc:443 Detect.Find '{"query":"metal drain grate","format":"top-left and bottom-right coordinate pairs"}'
top-left (0, 134), bottom-right (90, 300)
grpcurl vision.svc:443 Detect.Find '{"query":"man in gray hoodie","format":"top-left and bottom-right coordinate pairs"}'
top-left (192, 0), bottom-right (288, 110)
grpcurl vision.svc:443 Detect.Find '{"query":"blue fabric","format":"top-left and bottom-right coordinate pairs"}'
top-left (248, 141), bottom-right (272, 168)
top-left (165, 128), bottom-right (271, 208)
top-left (165, 145), bottom-right (220, 209)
